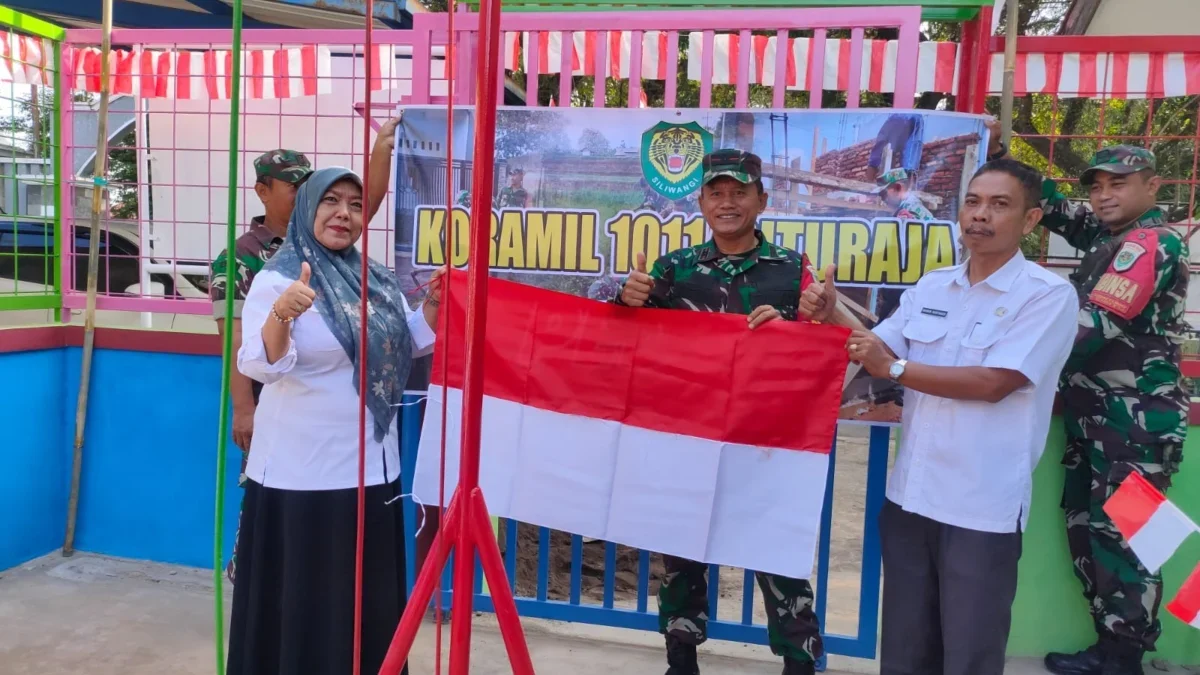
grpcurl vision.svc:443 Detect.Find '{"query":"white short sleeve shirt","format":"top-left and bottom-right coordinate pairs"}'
top-left (872, 252), bottom-right (1079, 533)
top-left (237, 269), bottom-right (437, 491)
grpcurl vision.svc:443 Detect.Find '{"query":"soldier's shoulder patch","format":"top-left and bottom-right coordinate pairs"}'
top-left (1112, 240), bottom-right (1147, 272)
top-left (1089, 229), bottom-right (1159, 320)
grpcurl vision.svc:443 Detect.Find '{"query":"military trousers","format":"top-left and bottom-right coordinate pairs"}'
top-left (657, 555), bottom-right (823, 664)
top-left (1062, 436), bottom-right (1182, 653)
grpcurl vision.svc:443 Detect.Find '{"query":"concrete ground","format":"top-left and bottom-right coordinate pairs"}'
top-left (0, 552), bottom-right (1189, 675)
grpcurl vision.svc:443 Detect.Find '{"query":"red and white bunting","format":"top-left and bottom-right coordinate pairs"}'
top-left (4, 29), bottom-right (1198, 101)
top-left (61, 45), bottom-right (393, 100)
top-left (0, 34), bottom-right (54, 87)
top-left (986, 51), bottom-right (1200, 99)
top-left (502, 32), bottom-right (959, 94)
top-left (500, 30), bottom-right (1200, 100)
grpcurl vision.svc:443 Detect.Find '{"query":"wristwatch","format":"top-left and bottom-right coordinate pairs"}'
top-left (888, 359), bottom-right (908, 382)
top-left (987, 141), bottom-right (1008, 162)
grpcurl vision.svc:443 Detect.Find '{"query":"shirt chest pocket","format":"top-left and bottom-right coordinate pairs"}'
top-left (747, 275), bottom-right (800, 312)
top-left (901, 319), bottom-right (948, 362)
top-left (956, 319), bottom-right (1010, 367)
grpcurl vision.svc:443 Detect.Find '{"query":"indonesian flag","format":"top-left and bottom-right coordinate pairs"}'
top-left (1168, 561), bottom-right (1200, 629)
top-left (1103, 472), bottom-right (1197, 574)
top-left (413, 274), bottom-right (849, 578)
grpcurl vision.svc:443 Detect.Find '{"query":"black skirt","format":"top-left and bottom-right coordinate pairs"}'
top-left (227, 479), bottom-right (410, 675)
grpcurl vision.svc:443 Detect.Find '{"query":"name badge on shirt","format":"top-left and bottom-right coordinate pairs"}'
top-left (920, 307), bottom-right (948, 318)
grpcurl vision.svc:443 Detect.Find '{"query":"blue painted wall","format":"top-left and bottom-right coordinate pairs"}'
top-left (1, 346), bottom-right (241, 572)
top-left (0, 348), bottom-right (69, 570)
top-left (60, 347), bottom-right (242, 569)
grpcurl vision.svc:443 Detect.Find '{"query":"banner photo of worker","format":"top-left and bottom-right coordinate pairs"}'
top-left (394, 106), bottom-right (991, 425)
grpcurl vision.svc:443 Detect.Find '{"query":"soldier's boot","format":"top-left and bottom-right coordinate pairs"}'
top-left (1044, 643), bottom-right (1105, 675)
top-left (1100, 646), bottom-right (1145, 675)
top-left (664, 636), bottom-right (699, 675)
top-left (781, 657), bottom-right (814, 675)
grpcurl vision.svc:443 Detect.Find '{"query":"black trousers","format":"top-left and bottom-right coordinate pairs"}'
top-left (227, 480), bottom-right (410, 675)
top-left (879, 500), bottom-right (1022, 675)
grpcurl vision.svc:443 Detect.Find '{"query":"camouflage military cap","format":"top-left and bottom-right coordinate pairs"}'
top-left (254, 149), bottom-right (313, 185)
top-left (872, 168), bottom-right (910, 193)
top-left (702, 149), bottom-right (763, 185)
top-left (1080, 145), bottom-right (1156, 186)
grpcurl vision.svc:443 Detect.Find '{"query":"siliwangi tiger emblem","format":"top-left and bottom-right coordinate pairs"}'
top-left (641, 121), bottom-right (713, 199)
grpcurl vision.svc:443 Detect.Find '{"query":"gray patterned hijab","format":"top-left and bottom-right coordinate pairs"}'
top-left (264, 167), bottom-right (413, 442)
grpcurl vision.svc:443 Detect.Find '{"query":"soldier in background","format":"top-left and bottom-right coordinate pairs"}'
top-left (1041, 147), bottom-right (1190, 675)
top-left (874, 168), bottom-right (934, 221)
top-left (211, 150), bottom-right (313, 467)
top-left (495, 168), bottom-right (531, 208)
top-left (616, 149), bottom-right (822, 675)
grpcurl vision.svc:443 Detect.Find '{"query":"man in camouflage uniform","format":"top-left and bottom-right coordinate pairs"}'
top-left (495, 168), bottom-right (530, 208)
top-left (211, 149), bottom-right (313, 582)
top-left (874, 168), bottom-right (934, 220)
top-left (615, 149), bottom-right (822, 675)
top-left (1041, 147), bottom-right (1189, 675)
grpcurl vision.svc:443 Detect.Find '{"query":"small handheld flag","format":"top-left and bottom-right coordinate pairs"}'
top-left (1167, 560), bottom-right (1200, 629)
top-left (1104, 472), bottom-right (1197, 574)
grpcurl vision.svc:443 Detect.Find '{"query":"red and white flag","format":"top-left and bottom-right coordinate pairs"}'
top-left (1104, 472), bottom-right (1197, 574)
top-left (413, 274), bottom-right (849, 578)
top-left (1168, 560), bottom-right (1200, 629)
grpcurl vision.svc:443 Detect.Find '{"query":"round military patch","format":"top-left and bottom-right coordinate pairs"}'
top-left (1112, 241), bottom-right (1146, 272)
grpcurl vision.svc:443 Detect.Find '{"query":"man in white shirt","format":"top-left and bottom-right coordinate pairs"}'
top-left (800, 158), bottom-right (1079, 675)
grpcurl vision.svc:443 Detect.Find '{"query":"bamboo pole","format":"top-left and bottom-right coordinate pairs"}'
top-left (213, 0), bottom-right (246, 671)
top-left (63, 0), bottom-right (113, 558)
top-left (999, 0), bottom-right (1019, 146)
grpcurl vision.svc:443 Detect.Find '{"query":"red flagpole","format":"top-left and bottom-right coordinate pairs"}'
top-left (354, 1), bottom-right (375, 673)
top-left (377, 0), bottom-right (535, 670)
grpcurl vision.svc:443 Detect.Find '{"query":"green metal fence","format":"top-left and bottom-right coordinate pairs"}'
top-left (0, 8), bottom-right (63, 317)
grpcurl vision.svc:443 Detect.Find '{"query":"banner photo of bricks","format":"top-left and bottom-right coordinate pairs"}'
top-left (393, 106), bottom-right (991, 425)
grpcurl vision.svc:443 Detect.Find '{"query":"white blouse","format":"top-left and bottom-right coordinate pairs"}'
top-left (237, 269), bottom-right (437, 491)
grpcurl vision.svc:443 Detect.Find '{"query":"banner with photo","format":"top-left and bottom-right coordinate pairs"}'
top-left (394, 106), bottom-right (991, 425)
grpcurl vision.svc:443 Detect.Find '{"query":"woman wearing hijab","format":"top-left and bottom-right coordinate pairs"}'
top-left (228, 167), bottom-right (442, 675)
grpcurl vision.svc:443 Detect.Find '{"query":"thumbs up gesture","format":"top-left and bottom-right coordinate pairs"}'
top-left (274, 262), bottom-right (317, 321)
top-left (620, 252), bottom-right (655, 308)
top-left (799, 264), bottom-right (838, 322)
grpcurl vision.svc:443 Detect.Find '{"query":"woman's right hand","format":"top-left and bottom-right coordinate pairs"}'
top-left (274, 262), bottom-right (316, 320)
